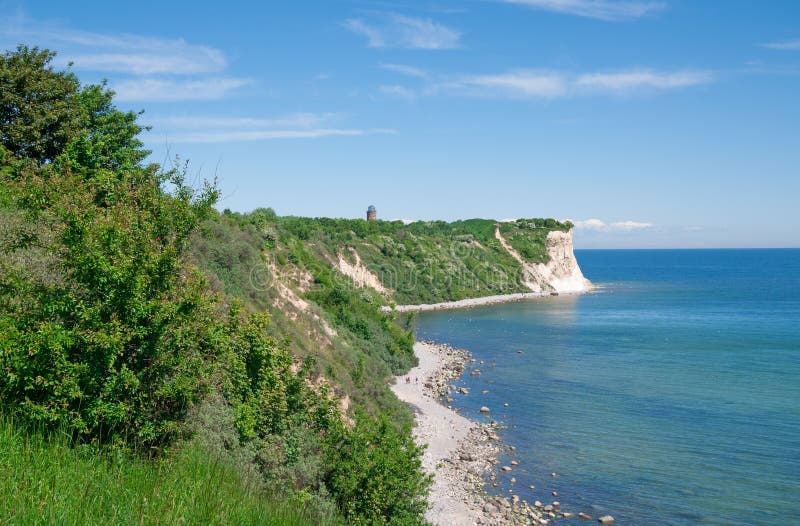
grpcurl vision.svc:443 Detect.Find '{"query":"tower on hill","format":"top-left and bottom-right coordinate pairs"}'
top-left (366, 205), bottom-right (377, 221)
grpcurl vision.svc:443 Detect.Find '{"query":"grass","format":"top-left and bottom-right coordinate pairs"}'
top-left (0, 418), bottom-right (340, 526)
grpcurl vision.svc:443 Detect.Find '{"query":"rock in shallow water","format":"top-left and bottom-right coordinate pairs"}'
top-left (480, 406), bottom-right (490, 413)
top-left (598, 515), bottom-right (615, 524)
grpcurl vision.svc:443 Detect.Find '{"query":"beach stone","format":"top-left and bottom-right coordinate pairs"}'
top-left (553, 501), bottom-right (560, 507)
top-left (552, 491), bottom-right (558, 497)
top-left (562, 512), bottom-right (574, 518)
top-left (510, 460), bottom-right (519, 466)
top-left (510, 477), bottom-right (516, 484)
top-left (534, 501), bottom-right (543, 508)
top-left (483, 503), bottom-right (497, 514)
top-left (551, 472), bottom-right (558, 477)
top-left (459, 387), bottom-right (470, 394)
top-left (502, 466), bottom-right (512, 472)
top-left (482, 390), bottom-right (489, 394)
top-left (578, 512), bottom-right (592, 520)
top-left (480, 406), bottom-right (491, 413)
top-left (598, 516), bottom-right (615, 524)
top-left (544, 505), bottom-right (553, 512)
top-left (504, 403), bottom-right (509, 407)
top-left (529, 485), bottom-right (536, 490)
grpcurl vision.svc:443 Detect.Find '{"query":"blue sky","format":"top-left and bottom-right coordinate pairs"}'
top-left (1, 1), bottom-right (799, 248)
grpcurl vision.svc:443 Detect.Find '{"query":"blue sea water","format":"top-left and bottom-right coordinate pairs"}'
top-left (415, 249), bottom-right (800, 526)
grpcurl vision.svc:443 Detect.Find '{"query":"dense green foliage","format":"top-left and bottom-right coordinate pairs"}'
top-left (0, 140), bottom-right (219, 447)
top-left (0, 417), bottom-right (339, 526)
top-left (325, 413), bottom-right (431, 525)
top-left (0, 46), bottom-right (429, 525)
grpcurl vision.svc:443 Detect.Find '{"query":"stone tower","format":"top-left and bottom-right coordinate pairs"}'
top-left (366, 205), bottom-right (377, 221)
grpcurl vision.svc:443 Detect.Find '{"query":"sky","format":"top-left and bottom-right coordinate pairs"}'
top-left (1, 0), bottom-right (799, 248)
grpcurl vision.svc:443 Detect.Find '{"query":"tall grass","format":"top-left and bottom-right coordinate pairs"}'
top-left (0, 418), bottom-right (340, 526)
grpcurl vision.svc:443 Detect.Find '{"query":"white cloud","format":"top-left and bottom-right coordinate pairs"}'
top-left (611, 220), bottom-right (654, 231)
top-left (344, 14), bottom-right (460, 49)
top-left (343, 19), bottom-right (386, 48)
top-left (112, 78), bottom-right (251, 102)
top-left (0, 14), bottom-right (247, 102)
top-left (380, 63), bottom-right (428, 77)
top-left (575, 70), bottom-right (713, 92)
top-left (498, 0), bottom-right (666, 21)
top-left (574, 218), bottom-right (653, 231)
top-left (380, 84), bottom-right (417, 99)
top-left (149, 113), bottom-right (339, 129)
top-left (166, 128), bottom-right (396, 144)
top-left (1, 16), bottom-right (227, 75)
top-left (145, 112), bottom-right (394, 143)
top-left (441, 68), bottom-right (711, 99)
top-left (761, 39), bottom-right (800, 51)
top-left (392, 15), bottom-right (461, 49)
top-left (452, 71), bottom-right (567, 98)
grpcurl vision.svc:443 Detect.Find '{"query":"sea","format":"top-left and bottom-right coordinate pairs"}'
top-left (415, 249), bottom-right (800, 526)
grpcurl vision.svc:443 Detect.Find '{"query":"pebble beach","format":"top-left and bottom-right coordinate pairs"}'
top-left (391, 341), bottom-right (609, 526)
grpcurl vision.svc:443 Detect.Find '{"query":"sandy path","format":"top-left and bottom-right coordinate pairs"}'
top-left (391, 342), bottom-right (478, 525)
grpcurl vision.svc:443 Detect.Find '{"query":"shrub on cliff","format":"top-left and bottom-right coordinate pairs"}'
top-left (324, 411), bottom-right (431, 525)
top-left (0, 149), bottom-right (219, 445)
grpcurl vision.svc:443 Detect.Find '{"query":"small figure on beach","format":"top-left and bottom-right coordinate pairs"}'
top-left (405, 376), bottom-right (411, 384)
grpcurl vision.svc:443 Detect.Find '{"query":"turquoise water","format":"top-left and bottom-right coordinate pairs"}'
top-left (416, 249), bottom-right (800, 525)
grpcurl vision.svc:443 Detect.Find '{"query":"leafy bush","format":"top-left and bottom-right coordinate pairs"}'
top-left (0, 154), bottom-right (218, 446)
top-left (324, 412), bottom-right (431, 525)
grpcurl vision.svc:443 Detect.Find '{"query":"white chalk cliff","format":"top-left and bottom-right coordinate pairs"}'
top-left (495, 227), bottom-right (591, 294)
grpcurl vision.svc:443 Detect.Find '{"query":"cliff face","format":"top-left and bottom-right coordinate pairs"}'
top-left (494, 228), bottom-right (590, 294)
top-left (538, 230), bottom-right (591, 293)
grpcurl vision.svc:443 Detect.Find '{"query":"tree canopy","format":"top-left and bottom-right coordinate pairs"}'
top-left (0, 45), bottom-right (148, 167)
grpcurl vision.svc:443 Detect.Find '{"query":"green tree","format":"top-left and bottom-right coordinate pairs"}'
top-left (0, 45), bottom-right (149, 169)
top-left (0, 46), bottom-right (82, 163)
top-left (61, 81), bottom-right (150, 170)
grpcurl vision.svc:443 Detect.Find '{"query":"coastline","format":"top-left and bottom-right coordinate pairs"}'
top-left (382, 291), bottom-right (575, 313)
top-left (392, 341), bottom-right (558, 526)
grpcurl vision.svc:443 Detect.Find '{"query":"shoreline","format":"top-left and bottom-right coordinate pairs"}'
top-left (382, 288), bottom-right (593, 313)
top-left (392, 341), bottom-right (558, 526)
